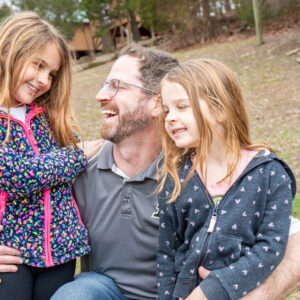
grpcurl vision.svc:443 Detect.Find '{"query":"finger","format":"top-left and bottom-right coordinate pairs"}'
top-left (0, 225), bottom-right (3, 232)
top-left (0, 255), bottom-right (23, 265)
top-left (0, 264), bottom-right (19, 273)
top-left (198, 266), bottom-right (211, 279)
top-left (0, 245), bottom-right (21, 256)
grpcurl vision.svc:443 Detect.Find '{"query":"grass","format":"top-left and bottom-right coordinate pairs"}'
top-left (293, 195), bottom-right (300, 219)
top-left (71, 27), bottom-right (300, 298)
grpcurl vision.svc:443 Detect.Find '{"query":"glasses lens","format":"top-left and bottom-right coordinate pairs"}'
top-left (109, 79), bottom-right (119, 97)
top-left (101, 81), bottom-right (110, 96)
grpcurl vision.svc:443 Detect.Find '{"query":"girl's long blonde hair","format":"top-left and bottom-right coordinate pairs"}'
top-left (0, 11), bottom-right (80, 147)
top-left (158, 58), bottom-right (273, 203)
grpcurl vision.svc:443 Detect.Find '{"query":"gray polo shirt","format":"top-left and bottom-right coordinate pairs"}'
top-left (73, 141), bottom-right (160, 300)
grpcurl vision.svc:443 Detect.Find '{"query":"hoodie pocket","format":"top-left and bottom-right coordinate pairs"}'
top-left (202, 231), bottom-right (242, 270)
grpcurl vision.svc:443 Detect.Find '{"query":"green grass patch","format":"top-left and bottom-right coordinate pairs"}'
top-left (292, 194), bottom-right (300, 219)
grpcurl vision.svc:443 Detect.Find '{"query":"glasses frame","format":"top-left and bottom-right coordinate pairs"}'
top-left (101, 79), bottom-right (155, 98)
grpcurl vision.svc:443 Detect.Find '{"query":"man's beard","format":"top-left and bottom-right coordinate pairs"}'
top-left (100, 101), bottom-right (152, 144)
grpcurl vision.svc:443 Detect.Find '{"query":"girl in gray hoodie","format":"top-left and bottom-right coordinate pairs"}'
top-left (157, 59), bottom-right (295, 300)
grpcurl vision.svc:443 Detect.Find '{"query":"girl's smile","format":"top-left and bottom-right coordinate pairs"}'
top-left (161, 80), bottom-right (200, 149)
top-left (11, 42), bottom-right (61, 107)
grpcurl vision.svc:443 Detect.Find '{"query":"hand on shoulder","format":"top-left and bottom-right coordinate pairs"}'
top-left (78, 139), bottom-right (105, 160)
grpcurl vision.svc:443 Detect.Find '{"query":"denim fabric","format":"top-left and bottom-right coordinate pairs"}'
top-left (51, 271), bottom-right (130, 300)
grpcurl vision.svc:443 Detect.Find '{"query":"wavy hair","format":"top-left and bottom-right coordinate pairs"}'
top-left (158, 59), bottom-right (273, 203)
top-left (0, 11), bottom-right (79, 147)
top-left (120, 43), bottom-right (179, 95)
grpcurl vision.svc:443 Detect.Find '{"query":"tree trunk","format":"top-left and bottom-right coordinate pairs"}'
top-left (150, 23), bottom-right (156, 40)
top-left (127, 8), bottom-right (141, 42)
top-left (126, 19), bottom-right (133, 43)
top-left (119, 24), bottom-right (125, 45)
top-left (252, 0), bottom-right (263, 44)
top-left (224, 0), bottom-right (231, 13)
top-left (102, 34), bottom-right (113, 52)
top-left (202, 0), bottom-right (210, 19)
top-left (202, 0), bottom-right (216, 37)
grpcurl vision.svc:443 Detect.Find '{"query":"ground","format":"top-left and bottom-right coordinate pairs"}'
top-left (71, 26), bottom-right (300, 298)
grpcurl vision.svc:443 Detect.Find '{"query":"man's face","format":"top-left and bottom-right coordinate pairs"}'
top-left (96, 55), bottom-right (153, 143)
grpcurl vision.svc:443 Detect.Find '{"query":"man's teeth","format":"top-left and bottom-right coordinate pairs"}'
top-left (102, 110), bottom-right (117, 116)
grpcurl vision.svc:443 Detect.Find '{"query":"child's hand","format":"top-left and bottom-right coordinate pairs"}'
top-left (198, 266), bottom-right (211, 279)
top-left (185, 286), bottom-right (207, 300)
top-left (78, 139), bottom-right (105, 159)
top-left (0, 225), bottom-right (23, 283)
top-left (182, 268), bottom-right (211, 300)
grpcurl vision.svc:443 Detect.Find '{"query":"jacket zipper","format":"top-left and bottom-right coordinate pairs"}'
top-left (197, 200), bottom-right (220, 266)
top-left (44, 189), bottom-right (53, 266)
top-left (186, 154), bottom-right (272, 284)
top-left (0, 111), bottom-right (54, 267)
top-left (0, 191), bottom-right (7, 223)
top-left (207, 200), bottom-right (219, 233)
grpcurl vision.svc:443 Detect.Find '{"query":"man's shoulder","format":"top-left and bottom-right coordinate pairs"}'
top-left (86, 141), bottom-right (113, 169)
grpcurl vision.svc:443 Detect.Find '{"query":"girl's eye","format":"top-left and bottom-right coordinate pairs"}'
top-left (33, 62), bottom-right (43, 69)
top-left (178, 105), bottom-right (188, 110)
top-left (49, 73), bottom-right (55, 79)
top-left (163, 110), bottom-right (169, 116)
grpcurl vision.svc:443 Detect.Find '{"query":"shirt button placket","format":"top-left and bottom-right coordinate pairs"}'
top-left (121, 185), bottom-right (132, 216)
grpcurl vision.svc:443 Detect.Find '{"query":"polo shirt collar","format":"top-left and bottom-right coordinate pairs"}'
top-left (96, 141), bottom-right (162, 181)
top-left (97, 141), bottom-right (114, 170)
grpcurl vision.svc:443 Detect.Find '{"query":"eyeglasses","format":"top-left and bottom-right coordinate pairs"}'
top-left (101, 79), bottom-right (155, 98)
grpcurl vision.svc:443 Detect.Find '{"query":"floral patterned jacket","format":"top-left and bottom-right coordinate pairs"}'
top-left (0, 104), bottom-right (90, 267)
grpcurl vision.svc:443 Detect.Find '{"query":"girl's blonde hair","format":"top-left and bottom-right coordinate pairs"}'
top-left (158, 58), bottom-right (273, 203)
top-left (0, 11), bottom-right (80, 147)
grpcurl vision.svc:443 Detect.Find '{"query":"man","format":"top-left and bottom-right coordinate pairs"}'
top-left (52, 45), bottom-right (179, 300)
top-left (1, 44), bottom-right (300, 299)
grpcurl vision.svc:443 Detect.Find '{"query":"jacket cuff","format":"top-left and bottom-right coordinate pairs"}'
top-left (200, 272), bottom-right (230, 300)
top-left (77, 148), bottom-right (88, 169)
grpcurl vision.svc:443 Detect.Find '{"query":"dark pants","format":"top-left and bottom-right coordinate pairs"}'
top-left (0, 259), bottom-right (75, 300)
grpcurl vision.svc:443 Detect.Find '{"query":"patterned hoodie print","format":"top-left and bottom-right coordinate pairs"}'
top-left (0, 104), bottom-right (90, 267)
top-left (157, 151), bottom-right (296, 300)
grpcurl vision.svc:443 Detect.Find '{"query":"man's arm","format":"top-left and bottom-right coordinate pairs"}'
top-left (241, 231), bottom-right (300, 300)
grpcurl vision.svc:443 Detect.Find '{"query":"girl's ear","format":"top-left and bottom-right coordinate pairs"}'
top-left (149, 94), bottom-right (161, 118)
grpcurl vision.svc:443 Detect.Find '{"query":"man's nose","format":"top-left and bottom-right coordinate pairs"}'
top-left (96, 84), bottom-right (111, 102)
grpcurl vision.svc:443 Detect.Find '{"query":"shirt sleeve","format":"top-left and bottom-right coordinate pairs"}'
top-left (0, 145), bottom-right (87, 198)
top-left (289, 216), bottom-right (300, 236)
top-left (157, 191), bottom-right (180, 300)
top-left (200, 166), bottom-right (293, 300)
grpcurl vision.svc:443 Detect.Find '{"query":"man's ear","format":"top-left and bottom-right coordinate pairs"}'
top-left (149, 94), bottom-right (161, 118)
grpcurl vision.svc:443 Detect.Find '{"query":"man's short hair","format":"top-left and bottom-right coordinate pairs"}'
top-left (119, 43), bottom-right (179, 94)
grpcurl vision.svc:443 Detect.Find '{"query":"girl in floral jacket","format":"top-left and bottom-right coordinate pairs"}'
top-left (0, 12), bottom-right (100, 300)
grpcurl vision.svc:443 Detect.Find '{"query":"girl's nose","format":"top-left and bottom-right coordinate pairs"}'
top-left (37, 71), bottom-right (50, 86)
top-left (165, 110), bottom-right (177, 123)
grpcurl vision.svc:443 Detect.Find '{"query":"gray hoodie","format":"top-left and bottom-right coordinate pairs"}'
top-left (157, 151), bottom-right (296, 300)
